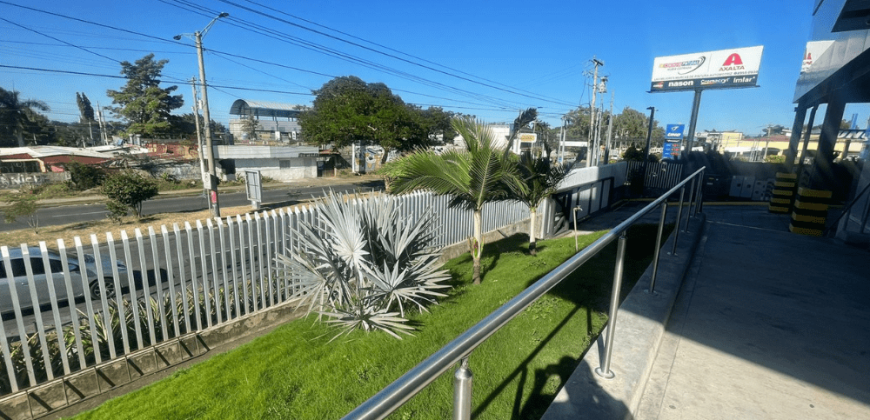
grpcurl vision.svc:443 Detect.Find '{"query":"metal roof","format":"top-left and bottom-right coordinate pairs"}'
top-left (229, 99), bottom-right (305, 118)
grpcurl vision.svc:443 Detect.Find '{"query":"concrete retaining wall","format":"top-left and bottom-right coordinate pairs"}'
top-left (0, 301), bottom-right (305, 420)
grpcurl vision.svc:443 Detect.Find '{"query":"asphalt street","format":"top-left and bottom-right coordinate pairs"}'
top-left (0, 179), bottom-right (384, 232)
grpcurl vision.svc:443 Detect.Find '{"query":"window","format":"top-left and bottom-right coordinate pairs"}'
top-left (29, 258), bottom-right (45, 275)
top-left (279, 160), bottom-right (293, 169)
top-left (49, 259), bottom-right (64, 273)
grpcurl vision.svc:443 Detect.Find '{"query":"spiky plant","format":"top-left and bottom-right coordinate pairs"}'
top-left (275, 191), bottom-right (450, 340)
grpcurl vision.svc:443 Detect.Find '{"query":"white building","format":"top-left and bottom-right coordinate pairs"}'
top-left (213, 145), bottom-right (319, 181)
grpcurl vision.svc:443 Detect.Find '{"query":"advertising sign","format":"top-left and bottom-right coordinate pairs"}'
top-left (663, 142), bottom-right (681, 160)
top-left (518, 133), bottom-right (537, 143)
top-left (665, 124), bottom-right (685, 140)
top-left (650, 46), bottom-right (764, 92)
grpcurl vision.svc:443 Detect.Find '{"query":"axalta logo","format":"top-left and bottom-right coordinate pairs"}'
top-left (652, 82), bottom-right (664, 89)
top-left (733, 76), bottom-right (755, 83)
top-left (719, 53), bottom-right (745, 71)
top-left (701, 78), bottom-right (729, 85)
top-left (668, 80), bottom-right (694, 87)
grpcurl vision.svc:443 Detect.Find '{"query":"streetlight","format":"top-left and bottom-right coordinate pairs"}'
top-left (175, 12), bottom-right (229, 218)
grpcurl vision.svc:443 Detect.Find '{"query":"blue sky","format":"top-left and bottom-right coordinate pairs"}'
top-left (2, 0), bottom-right (861, 137)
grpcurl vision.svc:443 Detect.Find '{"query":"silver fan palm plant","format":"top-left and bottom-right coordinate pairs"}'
top-left (275, 191), bottom-right (450, 340)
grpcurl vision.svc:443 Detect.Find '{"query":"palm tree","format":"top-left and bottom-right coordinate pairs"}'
top-left (389, 110), bottom-right (536, 285)
top-left (515, 143), bottom-right (568, 255)
top-left (0, 87), bottom-right (50, 147)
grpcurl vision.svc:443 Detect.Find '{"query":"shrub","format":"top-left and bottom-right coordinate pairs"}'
top-left (2, 193), bottom-right (39, 232)
top-left (64, 161), bottom-right (106, 191)
top-left (276, 191), bottom-right (450, 341)
top-left (101, 171), bottom-right (159, 219)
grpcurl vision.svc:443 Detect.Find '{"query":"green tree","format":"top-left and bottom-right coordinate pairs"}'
top-left (3, 192), bottom-right (39, 233)
top-left (420, 106), bottom-right (457, 144)
top-left (106, 54), bottom-right (183, 137)
top-left (64, 161), bottom-right (106, 190)
top-left (76, 92), bottom-right (95, 123)
top-left (389, 109), bottom-right (535, 285)
top-left (515, 144), bottom-right (568, 255)
top-left (299, 76), bottom-right (426, 163)
top-left (239, 115), bottom-right (259, 140)
top-left (101, 172), bottom-right (159, 219)
top-left (0, 87), bottom-right (50, 147)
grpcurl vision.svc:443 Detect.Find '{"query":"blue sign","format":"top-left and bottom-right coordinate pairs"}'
top-left (663, 142), bottom-right (681, 160)
top-left (665, 124), bottom-right (685, 140)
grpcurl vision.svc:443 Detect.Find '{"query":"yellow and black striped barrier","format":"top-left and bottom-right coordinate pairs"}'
top-left (789, 188), bottom-right (832, 236)
top-left (769, 172), bottom-right (797, 213)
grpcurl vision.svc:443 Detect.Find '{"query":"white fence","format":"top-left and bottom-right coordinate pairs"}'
top-left (0, 191), bottom-right (530, 395)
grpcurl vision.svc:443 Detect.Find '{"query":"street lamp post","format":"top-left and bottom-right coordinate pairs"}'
top-left (175, 12), bottom-right (228, 218)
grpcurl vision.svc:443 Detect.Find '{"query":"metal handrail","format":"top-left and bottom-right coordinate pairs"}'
top-left (342, 166), bottom-right (707, 420)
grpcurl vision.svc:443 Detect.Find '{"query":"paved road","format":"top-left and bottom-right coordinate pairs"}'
top-left (0, 179), bottom-right (384, 232)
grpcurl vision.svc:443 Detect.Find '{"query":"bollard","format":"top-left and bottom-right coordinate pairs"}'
top-left (453, 357), bottom-right (473, 420)
top-left (595, 231), bottom-right (627, 379)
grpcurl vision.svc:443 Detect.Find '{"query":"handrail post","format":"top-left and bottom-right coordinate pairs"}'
top-left (670, 187), bottom-right (685, 255)
top-left (453, 357), bottom-right (473, 420)
top-left (595, 231), bottom-right (627, 379)
top-left (694, 170), bottom-right (704, 216)
top-left (648, 201), bottom-right (668, 294)
top-left (683, 177), bottom-right (696, 233)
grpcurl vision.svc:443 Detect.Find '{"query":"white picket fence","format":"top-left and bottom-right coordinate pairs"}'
top-left (0, 191), bottom-right (530, 395)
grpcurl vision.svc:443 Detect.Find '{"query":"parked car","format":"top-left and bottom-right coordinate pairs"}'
top-left (0, 246), bottom-right (128, 314)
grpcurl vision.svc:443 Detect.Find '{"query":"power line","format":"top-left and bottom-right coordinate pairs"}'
top-left (0, 17), bottom-right (120, 63)
top-left (4, 1), bottom-right (542, 114)
top-left (226, 0), bottom-right (576, 107)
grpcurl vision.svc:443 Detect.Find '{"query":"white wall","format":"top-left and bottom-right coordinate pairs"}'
top-left (234, 157), bottom-right (317, 181)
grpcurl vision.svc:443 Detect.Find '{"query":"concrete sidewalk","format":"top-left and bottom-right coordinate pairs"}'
top-left (636, 207), bottom-right (870, 419)
top-left (543, 204), bottom-right (870, 419)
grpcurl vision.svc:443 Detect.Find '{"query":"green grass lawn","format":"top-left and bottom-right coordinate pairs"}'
top-left (74, 225), bottom-right (666, 420)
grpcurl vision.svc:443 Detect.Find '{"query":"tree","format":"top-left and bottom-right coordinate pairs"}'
top-left (101, 172), bottom-right (159, 219)
top-left (3, 192), bottom-right (39, 233)
top-left (299, 76), bottom-right (427, 162)
top-left (389, 109), bottom-right (535, 285)
top-left (64, 161), bottom-right (106, 191)
top-left (420, 106), bottom-right (457, 144)
top-left (76, 92), bottom-right (95, 123)
top-left (515, 143), bottom-right (568, 255)
top-left (0, 87), bottom-right (50, 147)
top-left (239, 115), bottom-right (259, 141)
top-left (106, 54), bottom-right (183, 137)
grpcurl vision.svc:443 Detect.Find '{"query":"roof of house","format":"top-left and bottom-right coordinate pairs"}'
top-left (0, 146), bottom-right (114, 159)
top-left (229, 99), bottom-right (305, 119)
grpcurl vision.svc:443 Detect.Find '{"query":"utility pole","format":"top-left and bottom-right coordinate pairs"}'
top-left (96, 103), bottom-right (107, 145)
top-left (762, 124), bottom-right (772, 162)
top-left (605, 92), bottom-right (614, 164)
top-left (176, 12), bottom-right (228, 218)
top-left (195, 31), bottom-right (221, 217)
top-left (587, 57), bottom-right (604, 168)
top-left (190, 78), bottom-right (208, 198)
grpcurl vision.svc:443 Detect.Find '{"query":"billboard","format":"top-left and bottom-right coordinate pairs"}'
top-left (518, 133), bottom-right (537, 143)
top-left (665, 124), bottom-right (685, 140)
top-left (650, 46), bottom-right (764, 92)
